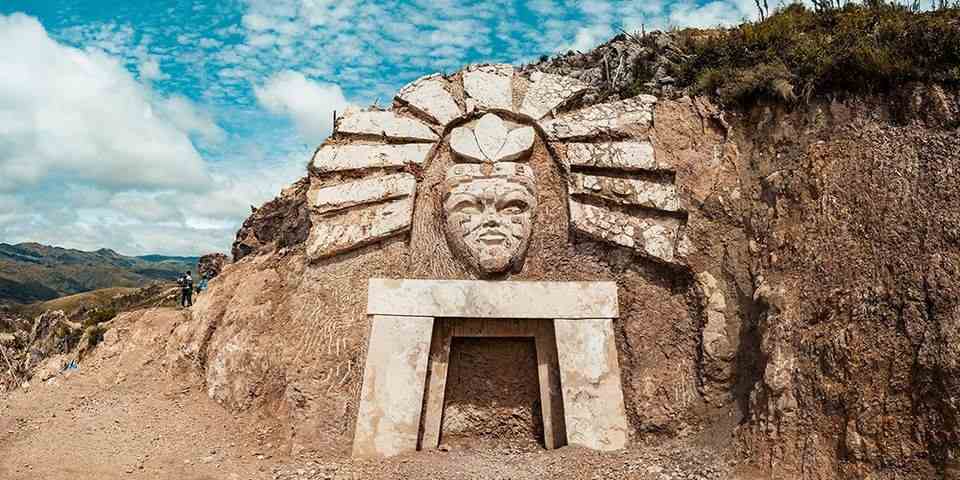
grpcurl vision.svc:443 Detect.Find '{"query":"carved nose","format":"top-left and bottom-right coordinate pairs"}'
top-left (481, 207), bottom-right (500, 226)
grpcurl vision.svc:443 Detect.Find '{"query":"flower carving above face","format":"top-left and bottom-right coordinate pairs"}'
top-left (449, 113), bottom-right (535, 163)
top-left (443, 163), bottom-right (537, 274)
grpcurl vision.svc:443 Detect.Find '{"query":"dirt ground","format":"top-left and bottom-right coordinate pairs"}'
top-left (0, 309), bottom-right (745, 480)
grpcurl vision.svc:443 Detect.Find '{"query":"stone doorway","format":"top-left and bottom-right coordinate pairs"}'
top-left (353, 279), bottom-right (628, 458)
top-left (422, 318), bottom-right (565, 451)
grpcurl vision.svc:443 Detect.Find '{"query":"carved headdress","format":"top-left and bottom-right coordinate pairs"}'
top-left (305, 65), bottom-right (690, 272)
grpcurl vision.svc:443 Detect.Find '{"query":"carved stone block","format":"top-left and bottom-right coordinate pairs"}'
top-left (554, 318), bottom-right (629, 451)
top-left (541, 95), bottom-right (657, 140)
top-left (568, 197), bottom-right (681, 264)
top-left (307, 173), bottom-right (416, 214)
top-left (449, 113), bottom-right (534, 163)
top-left (443, 162), bottom-right (537, 274)
top-left (396, 74), bottom-right (462, 125)
top-left (352, 314), bottom-right (434, 458)
top-left (337, 111), bottom-right (438, 142)
top-left (562, 141), bottom-right (667, 172)
top-left (462, 64), bottom-right (514, 111)
top-left (311, 143), bottom-right (432, 174)
top-left (306, 196), bottom-right (414, 259)
top-left (520, 71), bottom-right (589, 120)
top-left (570, 173), bottom-right (681, 212)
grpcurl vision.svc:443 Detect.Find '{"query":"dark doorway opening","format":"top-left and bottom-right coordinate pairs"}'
top-left (440, 337), bottom-right (544, 451)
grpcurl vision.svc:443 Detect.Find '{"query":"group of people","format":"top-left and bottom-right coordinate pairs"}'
top-left (176, 270), bottom-right (210, 308)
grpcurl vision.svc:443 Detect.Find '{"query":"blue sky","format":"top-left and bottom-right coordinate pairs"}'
top-left (0, 0), bottom-right (760, 256)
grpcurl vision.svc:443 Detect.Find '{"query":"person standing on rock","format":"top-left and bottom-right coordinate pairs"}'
top-left (178, 271), bottom-right (193, 307)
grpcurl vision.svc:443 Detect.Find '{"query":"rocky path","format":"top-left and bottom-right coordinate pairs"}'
top-left (0, 307), bottom-right (284, 480)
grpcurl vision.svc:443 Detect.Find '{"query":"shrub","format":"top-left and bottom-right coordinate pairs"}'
top-left (678, 3), bottom-right (960, 106)
top-left (84, 307), bottom-right (117, 327)
top-left (85, 324), bottom-right (107, 349)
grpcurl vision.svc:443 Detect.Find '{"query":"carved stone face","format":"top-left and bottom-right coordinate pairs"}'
top-left (443, 163), bottom-right (537, 274)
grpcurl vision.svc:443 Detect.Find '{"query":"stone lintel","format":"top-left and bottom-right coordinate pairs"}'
top-left (352, 314), bottom-right (434, 458)
top-left (366, 279), bottom-right (619, 319)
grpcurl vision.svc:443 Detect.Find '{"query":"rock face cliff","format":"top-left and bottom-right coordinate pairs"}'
top-left (207, 73), bottom-right (960, 478)
top-left (52, 61), bottom-right (960, 480)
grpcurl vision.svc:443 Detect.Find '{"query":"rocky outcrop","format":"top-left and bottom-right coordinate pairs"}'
top-left (198, 253), bottom-right (228, 279)
top-left (523, 31), bottom-right (686, 107)
top-left (231, 177), bottom-right (311, 262)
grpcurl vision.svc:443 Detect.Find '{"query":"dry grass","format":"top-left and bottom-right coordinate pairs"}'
top-left (22, 287), bottom-right (137, 318)
top-left (675, 3), bottom-right (960, 105)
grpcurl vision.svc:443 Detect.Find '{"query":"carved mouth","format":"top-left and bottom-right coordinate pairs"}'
top-left (477, 230), bottom-right (508, 245)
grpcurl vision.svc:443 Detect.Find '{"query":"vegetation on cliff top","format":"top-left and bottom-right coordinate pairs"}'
top-left (676, 2), bottom-right (960, 105)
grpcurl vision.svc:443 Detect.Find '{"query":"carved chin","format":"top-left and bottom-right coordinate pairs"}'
top-left (475, 246), bottom-right (513, 272)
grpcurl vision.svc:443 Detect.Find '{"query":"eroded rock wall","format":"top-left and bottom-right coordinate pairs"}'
top-left (729, 95), bottom-right (960, 479)
top-left (150, 84), bottom-right (958, 479)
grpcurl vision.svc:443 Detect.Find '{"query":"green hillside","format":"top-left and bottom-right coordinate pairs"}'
top-left (0, 242), bottom-right (197, 305)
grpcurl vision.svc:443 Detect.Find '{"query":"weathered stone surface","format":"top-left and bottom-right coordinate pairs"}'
top-left (337, 111), bottom-right (438, 142)
top-left (448, 126), bottom-right (484, 162)
top-left (352, 314), bottom-right (434, 458)
top-left (311, 144), bottom-right (432, 174)
top-left (474, 113), bottom-right (509, 160)
top-left (569, 197), bottom-right (681, 264)
top-left (541, 95), bottom-right (658, 140)
top-left (563, 141), bottom-right (666, 172)
top-left (462, 64), bottom-right (514, 111)
top-left (396, 74), bottom-right (462, 125)
top-left (306, 196), bottom-right (413, 259)
top-left (366, 279), bottom-right (619, 318)
top-left (448, 113), bottom-right (535, 163)
top-left (696, 272), bottom-right (733, 383)
top-left (570, 173), bottom-right (681, 212)
top-left (307, 173), bottom-right (416, 214)
top-left (554, 318), bottom-right (629, 451)
top-left (498, 126), bottom-right (536, 161)
top-left (519, 71), bottom-right (590, 120)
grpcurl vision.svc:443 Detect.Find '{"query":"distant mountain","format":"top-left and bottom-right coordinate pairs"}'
top-left (0, 242), bottom-right (198, 305)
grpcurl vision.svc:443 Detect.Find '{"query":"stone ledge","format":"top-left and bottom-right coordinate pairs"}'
top-left (367, 278), bottom-right (619, 318)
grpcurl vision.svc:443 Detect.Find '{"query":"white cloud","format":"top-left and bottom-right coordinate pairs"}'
top-left (665, 0), bottom-right (753, 28)
top-left (0, 13), bottom-right (310, 256)
top-left (157, 95), bottom-right (227, 145)
top-left (0, 13), bottom-right (211, 193)
top-left (564, 24), bottom-right (615, 53)
top-left (138, 56), bottom-right (168, 81)
top-left (254, 70), bottom-right (352, 141)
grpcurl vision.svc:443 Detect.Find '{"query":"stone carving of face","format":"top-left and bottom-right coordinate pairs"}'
top-left (443, 163), bottom-right (537, 274)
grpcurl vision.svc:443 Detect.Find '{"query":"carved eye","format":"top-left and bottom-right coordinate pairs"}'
top-left (451, 199), bottom-right (481, 215)
top-left (500, 199), bottom-right (528, 215)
